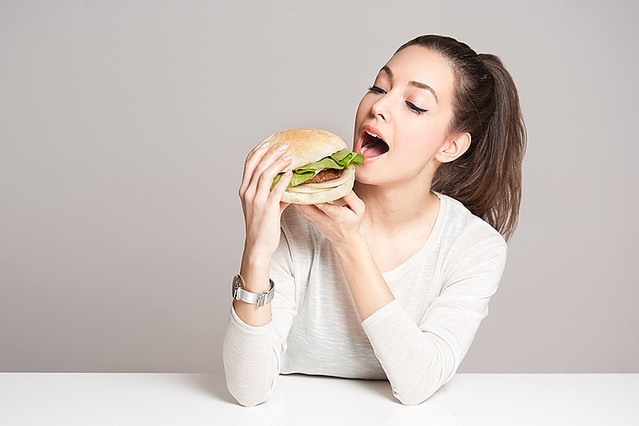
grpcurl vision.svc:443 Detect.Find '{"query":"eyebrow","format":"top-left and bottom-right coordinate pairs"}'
top-left (381, 65), bottom-right (439, 103)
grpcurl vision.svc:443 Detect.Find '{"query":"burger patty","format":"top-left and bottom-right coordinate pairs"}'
top-left (306, 168), bottom-right (344, 184)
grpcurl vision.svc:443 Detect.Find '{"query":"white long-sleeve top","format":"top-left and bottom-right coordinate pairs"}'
top-left (223, 193), bottom-right (507, 406)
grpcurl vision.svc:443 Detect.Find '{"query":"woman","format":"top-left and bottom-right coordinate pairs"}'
top-left (224, 34), bottom-right (526, 406)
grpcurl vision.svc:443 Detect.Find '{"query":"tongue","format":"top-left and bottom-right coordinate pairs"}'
top-left (363, 143), bottom-right (388, 159)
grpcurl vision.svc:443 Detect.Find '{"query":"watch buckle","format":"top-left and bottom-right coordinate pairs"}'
top-left (256, 293), bottom-right (268, 307)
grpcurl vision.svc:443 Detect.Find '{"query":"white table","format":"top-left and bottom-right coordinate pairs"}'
top-left (1, 372), bottom-right (637, 425)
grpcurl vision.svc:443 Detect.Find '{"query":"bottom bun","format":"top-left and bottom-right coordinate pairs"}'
top-left (281, 166), bottom-right (355, 204)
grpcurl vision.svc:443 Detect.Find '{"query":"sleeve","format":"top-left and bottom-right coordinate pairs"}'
top-left (361, 238), bottom-right (507, 405)
top-left (222, 229), bottom-right (298, 406)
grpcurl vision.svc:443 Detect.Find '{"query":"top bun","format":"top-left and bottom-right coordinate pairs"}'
top-left (252, 128), bottom-right (347, 169)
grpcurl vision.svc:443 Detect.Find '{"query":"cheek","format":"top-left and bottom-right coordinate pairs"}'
top-left (398, 122), bottom-right (447, 159)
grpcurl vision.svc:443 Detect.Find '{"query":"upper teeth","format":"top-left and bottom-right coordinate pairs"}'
top-left (365, 130), bottom-right (382, 139)
top-left (362, 131), bottom-right (383, 154)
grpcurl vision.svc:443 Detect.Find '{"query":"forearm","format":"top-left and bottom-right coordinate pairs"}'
top-left (224, 233), bottom-right (298, 407)
top-left (333, 234), bottom-right (455, 405)
top-left (233, 247), bottom-right (274, 326)
top-left (361, 300), bottom-right (456, 405)
top-left (223, 306), bottom-right (279, 406)
top-left (225, 247), bottom-right (284, 406)
top-left (332, 234), bottom-right (394, 321)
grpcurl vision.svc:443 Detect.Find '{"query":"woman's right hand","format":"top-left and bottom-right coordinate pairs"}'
top-left (238, 141), bottom-right (293, 259)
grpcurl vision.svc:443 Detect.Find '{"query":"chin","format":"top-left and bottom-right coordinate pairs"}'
top-left (354, 168), bottom-right (385, 187)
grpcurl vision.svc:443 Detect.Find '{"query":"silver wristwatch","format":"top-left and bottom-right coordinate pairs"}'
top-left (232, 275), bottom-right (275, 306)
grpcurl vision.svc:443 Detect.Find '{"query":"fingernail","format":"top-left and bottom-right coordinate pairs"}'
top-left (282, 155), bottom-right (292, 161)
top-left (260, 142), bottom-right (269, 149)
top-left (277, 144), bottom-right (288, 151)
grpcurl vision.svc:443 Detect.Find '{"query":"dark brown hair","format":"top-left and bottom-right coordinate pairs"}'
top-left (397, 35), bottom-right (526, 240)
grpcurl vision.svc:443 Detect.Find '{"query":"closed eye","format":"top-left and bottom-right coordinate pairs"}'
top-left (406, 101), bottom-right (428, 114)
top-left (368, 85), bottom-right (387, 94)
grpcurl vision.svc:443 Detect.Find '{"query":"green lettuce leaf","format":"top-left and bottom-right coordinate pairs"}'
top-left (272, 149), bottom-right (364, 188)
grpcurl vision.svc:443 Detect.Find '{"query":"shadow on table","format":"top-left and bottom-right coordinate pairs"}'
top-left (356, 379), bottom-right (455, 425)
top-left (187, 373), bottom-right (395, 406)
top-left (187, 373), bottom-right (453, 425)
top-left (189, 373), bottom-right (236, 404)
top-left (353, 377), bottom-right (396, 399)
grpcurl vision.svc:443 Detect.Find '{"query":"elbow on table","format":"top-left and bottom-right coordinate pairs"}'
top-left (393, 386), bottom-right (438, 406)
top-left (227, 383), bottom-right (272, 407)
top-left (391, 370), bottom-right (450, 406)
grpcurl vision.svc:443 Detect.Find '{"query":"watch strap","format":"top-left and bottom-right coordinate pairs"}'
top-left (232, 275), bottom-right (274, 306)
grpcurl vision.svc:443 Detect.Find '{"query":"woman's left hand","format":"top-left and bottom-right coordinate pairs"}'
top-left (295, 191), bottom-right (366, 250)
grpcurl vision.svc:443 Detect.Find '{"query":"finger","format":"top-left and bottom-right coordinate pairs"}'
top-left (341, 191), bottom-right (366, 216)
top-left (240, 142), bottom-right (270, 195)
top-left (244, 146), bottom-right (290, 200)
top-left (326, 198), bottom-right (347, 207)
top-left (244, 141), bottom-right (269, 165)
top-left (295, 204), bottom-right (325, 222)
top-left (255, 154), bottom-right (292, 197)
top-left (249, 144), bottom-right (289, 192)
top-left (315, 202), bottom-right (344, 219)
top-left (314, 193), bottom-right (365, 223)
top-left (269, 169), bottom-right (293, 201)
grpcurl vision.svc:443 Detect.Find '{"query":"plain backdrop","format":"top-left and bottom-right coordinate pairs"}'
top-left (1, 0), bottom-right (638, 373)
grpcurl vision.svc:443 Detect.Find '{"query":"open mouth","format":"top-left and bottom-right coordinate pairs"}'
top-left (360, 130), bottom-right (389, 159)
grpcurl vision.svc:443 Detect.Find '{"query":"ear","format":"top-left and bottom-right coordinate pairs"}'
top-left (436, 132), bottom-right (471, 163)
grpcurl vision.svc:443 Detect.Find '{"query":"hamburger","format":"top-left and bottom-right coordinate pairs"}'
top-left (253, 128), bottom-right (364, 204)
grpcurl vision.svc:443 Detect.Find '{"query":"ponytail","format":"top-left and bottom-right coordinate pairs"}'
top-left (397, 36), bottom-right (527, 240)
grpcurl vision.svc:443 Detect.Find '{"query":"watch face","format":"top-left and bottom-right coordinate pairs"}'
top-left (232, 275), bottom-right (241, 296)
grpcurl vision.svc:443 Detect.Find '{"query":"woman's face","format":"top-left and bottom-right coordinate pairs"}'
top-left (353, 45), bottom-right (458, 188)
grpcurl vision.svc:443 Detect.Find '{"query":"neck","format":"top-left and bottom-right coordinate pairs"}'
top-left (354, 180), bottom-right (439, 234)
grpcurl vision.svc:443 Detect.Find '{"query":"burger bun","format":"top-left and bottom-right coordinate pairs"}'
top-left (250, 129), bottom-right (355, 205)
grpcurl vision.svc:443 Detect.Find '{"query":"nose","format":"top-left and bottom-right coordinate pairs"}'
top-left (371, 94), bottom-right (390, 122)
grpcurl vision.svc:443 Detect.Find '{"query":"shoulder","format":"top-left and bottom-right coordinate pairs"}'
top-left (437, 193), bottom-right (507, 258)
top-left (436, 194), bottom-right (508, 290)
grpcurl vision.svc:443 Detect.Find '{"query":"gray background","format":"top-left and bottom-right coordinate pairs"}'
top-left (1, 0), bottom-right (638, 373)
